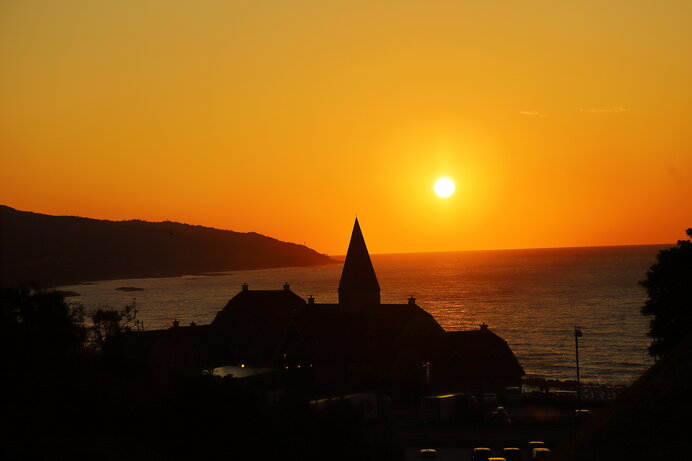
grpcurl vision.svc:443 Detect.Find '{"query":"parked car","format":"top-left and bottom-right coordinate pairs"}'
top-left (503, 386), bottom-right (522, 403)
top-left (491, 406), bottom-right (511, 424)
top-left (421, 393), bottom-right (483, 424)
top-left (575, 409), bottom-right (592, 422)
top-left (528, 441), bottom-right (546, 450)
top-left (419, 448), bottom-right (438, 458)
top-left (529, 440), bottom-right (545, 450)
top-left (502, 447), bottom-right (522, 461)
top-left (482, 393), bottom-right (498, 406)
top-left (532, 447), bottom-right (551, 459)
top-left (420, 394), bottom-right (457, 423)
top-left (471, 447), bottom-right (492, 461)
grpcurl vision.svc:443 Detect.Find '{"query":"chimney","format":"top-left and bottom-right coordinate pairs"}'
top-left (172, 319), bottom-right (179, 328)
top-left (242, 282), bottom-right (249, 292)
top-left (190, 321), bottom-right (196, 327)
top-left (283, 282), bottom-right (290, 292)
top-left (408, 295), bottom-right (416, 305)
top-left (480, 323), bottom-right (488, 331)
top-left (308, 296), bottom-right (315, 305)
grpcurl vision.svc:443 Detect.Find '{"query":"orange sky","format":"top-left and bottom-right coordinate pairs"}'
top-left (1, 1), bottom-right (690, 255)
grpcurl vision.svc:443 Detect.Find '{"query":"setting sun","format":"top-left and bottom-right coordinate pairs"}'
top-left (1, 1), bottom-right (690, 255)
top-left (434, 177), bottom-right (455, 198)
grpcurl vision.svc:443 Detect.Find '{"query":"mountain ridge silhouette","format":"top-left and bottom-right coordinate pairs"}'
top-left (0, 205), bottom-right (333, 287)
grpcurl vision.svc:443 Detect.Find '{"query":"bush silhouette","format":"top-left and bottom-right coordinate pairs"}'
top-left (1, 286), bottom-right (86, 369)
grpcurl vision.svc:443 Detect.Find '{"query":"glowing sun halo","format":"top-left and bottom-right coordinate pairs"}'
top-left (434, 177), bottom-right (455, 198)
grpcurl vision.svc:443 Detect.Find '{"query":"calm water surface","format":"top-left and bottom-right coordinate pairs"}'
top-left (60, 245), bottom-right (666, 384)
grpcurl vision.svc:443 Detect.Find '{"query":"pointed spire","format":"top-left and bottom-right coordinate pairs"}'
top-left (338, 218), bottom-right (380, 306)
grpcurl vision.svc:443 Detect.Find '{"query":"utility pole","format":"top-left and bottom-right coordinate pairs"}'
top-left (575, 326), bottom-right (583, 410)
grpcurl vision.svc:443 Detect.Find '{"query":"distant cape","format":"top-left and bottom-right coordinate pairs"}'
top-left (0, 205), bottom-right (334, 287)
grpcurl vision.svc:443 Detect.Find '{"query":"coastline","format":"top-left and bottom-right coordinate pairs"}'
top-left (44, 259), bottom-right (340, 289)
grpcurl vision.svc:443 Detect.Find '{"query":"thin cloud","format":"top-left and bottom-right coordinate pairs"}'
top-left (519, 110), bottom-right (547, 117)
top-left (580, 107), bottom-right (628, 114)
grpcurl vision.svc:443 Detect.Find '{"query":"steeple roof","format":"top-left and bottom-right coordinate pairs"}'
top-left (338, 218), bottom-right (380, 304)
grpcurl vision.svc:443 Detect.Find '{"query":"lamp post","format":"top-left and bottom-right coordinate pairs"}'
top-left (574, 326), bottom-right (583, 410)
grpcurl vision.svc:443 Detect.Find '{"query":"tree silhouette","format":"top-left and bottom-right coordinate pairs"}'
top-left (89, 299), bottom-right (141, 351)
top-left (0, 286), bottom-right (86, 368)
top-left (640, 229), bottom-right (692, 357)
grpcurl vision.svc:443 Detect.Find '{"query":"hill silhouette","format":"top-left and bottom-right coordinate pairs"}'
top-left (0, 205), bottom-right (333, 287)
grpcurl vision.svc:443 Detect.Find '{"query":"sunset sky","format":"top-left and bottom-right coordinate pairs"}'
top-left (1, 1), bottom-right (690, 255)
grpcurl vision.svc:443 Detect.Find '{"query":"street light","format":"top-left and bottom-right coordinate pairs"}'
top-left (575, 326), bottom-right (583, 410)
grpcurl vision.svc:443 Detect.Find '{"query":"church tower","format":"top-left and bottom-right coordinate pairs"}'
top-left (338, 218), bottom-right (381, 306)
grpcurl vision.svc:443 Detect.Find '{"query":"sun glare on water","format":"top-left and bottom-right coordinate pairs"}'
top-left (434, 177), bottom-right (455, 198)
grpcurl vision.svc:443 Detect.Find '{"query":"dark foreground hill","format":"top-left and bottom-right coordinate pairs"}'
top-left (556, 333), bottom-right (692, 460)
top-left (0, 205), bottom-right (333, 287)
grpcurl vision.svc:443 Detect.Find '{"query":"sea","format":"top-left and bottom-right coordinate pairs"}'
top-left (58, 244), bottom-right (668, 385)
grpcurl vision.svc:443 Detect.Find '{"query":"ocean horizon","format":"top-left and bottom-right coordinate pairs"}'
top-left (59, 243), bottom-right (668, 385)
top-left (348, 241), bottom-right (674, 258)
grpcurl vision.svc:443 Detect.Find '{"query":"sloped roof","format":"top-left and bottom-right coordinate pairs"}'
top-left (286, 303), bottom-right (447, 367)
top-left (210, 290), bottom-right (448, 370)
top-left (209, 288), bottom-right (307, 363)
top-left (338, 218), bottom-right (380, 297)
top-left (446, 327), bottom-right (525, 381)
top-left (216, 288), bottom-right (307, 314)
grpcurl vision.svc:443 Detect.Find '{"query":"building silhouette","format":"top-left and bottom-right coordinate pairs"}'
top-left (117, 218), bottom-right (524, 396)
top-left (338, 218), bottom-right (380, 306)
